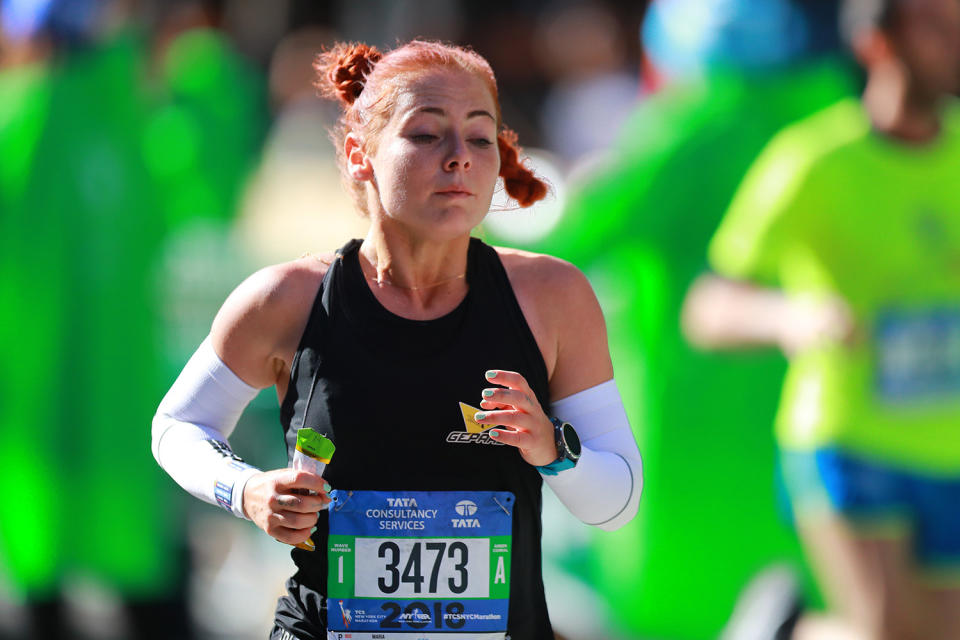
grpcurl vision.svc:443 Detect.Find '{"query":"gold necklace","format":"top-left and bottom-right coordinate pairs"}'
top-left (304, 251), bottom-right (466, 289)
top-left (365, 271), bottom-right (467, 291)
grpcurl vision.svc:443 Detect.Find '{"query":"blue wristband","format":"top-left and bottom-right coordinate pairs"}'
top-left (535, 457), bottom-right (577, 476)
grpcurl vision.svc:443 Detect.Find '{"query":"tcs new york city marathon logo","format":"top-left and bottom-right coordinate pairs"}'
top-left (445, 402), bottom-right (504, 446)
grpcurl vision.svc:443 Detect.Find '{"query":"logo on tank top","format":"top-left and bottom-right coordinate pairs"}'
top-left (445, 402), bottom-right (505, 446)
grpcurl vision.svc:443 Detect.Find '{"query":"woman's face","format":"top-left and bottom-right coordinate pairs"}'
top-left (364, 68), bottom-right (500, 241)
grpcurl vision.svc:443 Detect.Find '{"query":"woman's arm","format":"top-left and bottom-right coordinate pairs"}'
top-left (151, 335), bottom-right (263, 518)
top-left (481, 251), bottom-right (642, 531)
top-left (152, 258), bottom-right (334, 545)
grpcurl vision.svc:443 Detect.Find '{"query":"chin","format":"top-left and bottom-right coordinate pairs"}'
top-left (425, 205), bottom-right (488, 237)
top-left (382, 201), bottom-right (489, 241)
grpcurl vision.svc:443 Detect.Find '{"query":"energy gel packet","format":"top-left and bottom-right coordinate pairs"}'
top-left (290, 428), bottom-right (335, 551)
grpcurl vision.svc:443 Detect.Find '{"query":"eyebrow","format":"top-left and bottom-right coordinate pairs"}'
top-left (417, 106), bottom-right (496, 122)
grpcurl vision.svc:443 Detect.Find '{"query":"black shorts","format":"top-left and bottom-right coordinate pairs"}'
top-left (270, 573), bottom-right (326, 640)
top-left (269, 626), bottom-right (303, 640)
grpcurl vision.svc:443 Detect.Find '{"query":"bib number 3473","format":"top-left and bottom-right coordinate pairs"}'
top-left (326, 490), bottom-right (514, 640)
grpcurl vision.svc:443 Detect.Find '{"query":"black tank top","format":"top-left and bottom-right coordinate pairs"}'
top-left (274, 238), bottom-right (553, 640)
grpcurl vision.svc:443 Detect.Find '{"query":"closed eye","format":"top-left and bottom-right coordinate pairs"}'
top-left (410, 134), bottom-right (438, 143)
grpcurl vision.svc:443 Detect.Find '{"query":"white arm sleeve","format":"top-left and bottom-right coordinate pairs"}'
top-left (151, 337), bottom-right (263, 519)
top-left (542, 379), bottom-right (643, 531)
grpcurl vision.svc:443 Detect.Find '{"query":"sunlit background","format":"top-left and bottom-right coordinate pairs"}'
top-left (0, 0), bottom-right (922, 638)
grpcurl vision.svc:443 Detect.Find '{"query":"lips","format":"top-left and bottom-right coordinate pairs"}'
top-left (435, 187), bottom-right (473, 197)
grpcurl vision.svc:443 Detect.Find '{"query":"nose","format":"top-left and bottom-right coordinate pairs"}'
top-left (444, 135), bottom-right (470, 172)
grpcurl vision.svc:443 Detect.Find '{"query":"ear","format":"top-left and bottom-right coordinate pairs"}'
top-left (345, 132), bottom-right (373, 181)
top-left (852, 28), bottom-right (894, 68)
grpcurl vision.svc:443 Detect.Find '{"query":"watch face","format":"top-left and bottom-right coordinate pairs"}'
top-left (562, 422), bottom-right (581, 458)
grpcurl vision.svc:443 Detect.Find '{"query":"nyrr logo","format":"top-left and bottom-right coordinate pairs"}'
top-left (445, 402), bottom-right (505, 446)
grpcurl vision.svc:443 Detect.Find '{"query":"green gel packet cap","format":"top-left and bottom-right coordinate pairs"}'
top-left (295, 428), bottom-right (336, 463)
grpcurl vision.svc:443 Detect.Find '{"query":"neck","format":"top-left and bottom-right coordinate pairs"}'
top-left (863, 62), bottom-right (942, 144)
top-left (358, 222), bottom-right (471, 316)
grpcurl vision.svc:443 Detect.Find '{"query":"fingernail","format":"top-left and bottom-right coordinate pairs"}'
top-left (489, 430), bottom-right (500, 438)
top-left (475, 412), bottom-right (487, 420)
top-left (482, 389), bottom-right (494, 397)
top-left (323, 482), bottom-right (332, 493)
top-left (485, 370), bottom-right (497, 379)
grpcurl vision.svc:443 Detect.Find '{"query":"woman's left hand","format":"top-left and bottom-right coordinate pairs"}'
top-left (475, 370), bottom-right (558, 467)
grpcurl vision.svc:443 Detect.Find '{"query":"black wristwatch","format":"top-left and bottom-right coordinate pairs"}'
top-left (535, 417), bottom-right (582, 476)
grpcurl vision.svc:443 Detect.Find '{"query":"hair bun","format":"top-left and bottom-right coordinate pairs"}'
top-left (314, 43), bottom-right (383, 105)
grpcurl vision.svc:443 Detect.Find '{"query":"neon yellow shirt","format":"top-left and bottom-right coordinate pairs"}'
top-left (711, 97), bottom-right (960, 472)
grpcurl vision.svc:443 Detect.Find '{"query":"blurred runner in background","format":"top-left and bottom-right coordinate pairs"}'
top-left (685, 0), bottom-right (960, 638)
top-left (0, 1), bottom-right (183, 636)
top-left (0, 1), bottom-right (61, 634)
top-left (0, 1), bottom-right (267, 637)
top-left (504, 0), bottom-right (854, 637)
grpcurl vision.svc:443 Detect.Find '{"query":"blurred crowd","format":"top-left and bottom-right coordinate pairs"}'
top-left (2, 0), bottom-right (958, 639)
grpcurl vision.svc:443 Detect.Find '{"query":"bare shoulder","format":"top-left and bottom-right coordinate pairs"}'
top-left (494, 247), bottom-right (609, 391)
top-left (210, 253), bottom-right (334, 389)
top-left (494, 246), bottom-right (595, 307)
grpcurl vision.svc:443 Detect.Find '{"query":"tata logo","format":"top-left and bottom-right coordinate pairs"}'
top-left (454, 500), bottom-right (477, 516)
top-left (451, 518), bottom-right (481, 528)
top-left (386, 497), bottom-right (418, 507)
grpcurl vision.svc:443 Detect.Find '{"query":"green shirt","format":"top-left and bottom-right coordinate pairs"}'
top-left (499, 61), bottom-right (852, 639)
top-left (712, 97), bottom-right (960, 472)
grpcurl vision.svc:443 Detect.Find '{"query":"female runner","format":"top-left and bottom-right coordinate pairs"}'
top-left (152, 40), bottom-right (642, 640)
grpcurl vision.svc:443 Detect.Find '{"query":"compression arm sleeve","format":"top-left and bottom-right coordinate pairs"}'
top-left (543, 379), bottom-right (642, 531)
top-left (151, 337), bottom-right (262, 519)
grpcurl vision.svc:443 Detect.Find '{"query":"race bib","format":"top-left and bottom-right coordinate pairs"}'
top-left (875, 308), bottom-right (960, 402)
top-left (326, 490), bottom-right (514, 640)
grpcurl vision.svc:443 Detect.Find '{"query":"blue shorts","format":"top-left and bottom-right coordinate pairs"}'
top-left (781, 448), bottom-right (960, 572)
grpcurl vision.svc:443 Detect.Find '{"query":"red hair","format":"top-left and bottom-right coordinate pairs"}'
top-left (313, 40), bottom-right (546, 213)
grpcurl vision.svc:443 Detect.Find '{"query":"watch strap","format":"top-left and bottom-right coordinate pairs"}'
top-left (535, 456), bottom-right (577, 476)
top-left (535, 417), bottom-right (579, 476)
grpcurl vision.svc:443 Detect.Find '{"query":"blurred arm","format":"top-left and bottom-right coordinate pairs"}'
top-left (682, 273), bottom-right (855, 355)
top-left (682, 274), bottom-right (790, 350)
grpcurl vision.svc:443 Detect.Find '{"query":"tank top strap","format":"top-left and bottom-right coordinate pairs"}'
top-left (278, 239), bottom-right (358, 437)
top-left (467, 237), bottom-right (551, 409)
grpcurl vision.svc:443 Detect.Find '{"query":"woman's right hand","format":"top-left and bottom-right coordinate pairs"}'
top-left (242, 469), bottom-right (332, 545)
